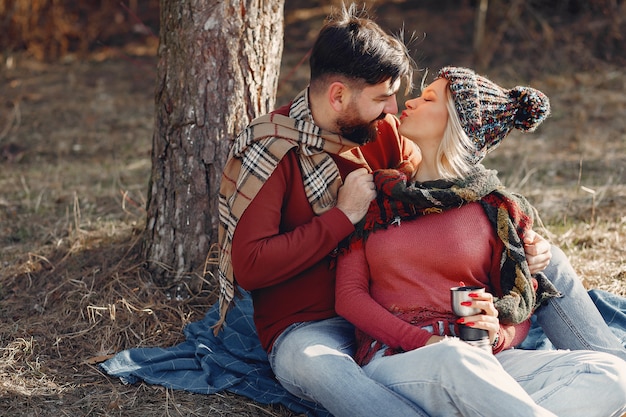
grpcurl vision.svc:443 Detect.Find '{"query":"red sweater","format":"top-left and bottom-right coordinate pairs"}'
top-left (335, 203), bottom-right (530, 359)
top-left (231, 106), bottom-right (421, 352)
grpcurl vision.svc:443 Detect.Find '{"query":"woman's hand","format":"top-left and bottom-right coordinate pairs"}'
top-left (456, 291), bottom-right (500, 346)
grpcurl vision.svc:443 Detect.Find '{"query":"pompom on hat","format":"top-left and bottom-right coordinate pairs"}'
top-left (437, 66), bottom-right (551, 164)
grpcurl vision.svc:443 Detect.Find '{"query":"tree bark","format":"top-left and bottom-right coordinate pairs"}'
top-left (143, 0), bottom-right (284, 291)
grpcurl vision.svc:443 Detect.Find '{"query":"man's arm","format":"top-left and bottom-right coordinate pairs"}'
top-left (524, 229), bottom-right (552, 274)
top-left (232, 152), bottom-right (371, 290)
top-left (336, 167), bottom-right (376, 224)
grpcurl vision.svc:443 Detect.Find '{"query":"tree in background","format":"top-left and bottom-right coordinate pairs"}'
top-left (142, 1), bottom-right (284, 292)
top-left (3, 0), bottom-right (624, 293)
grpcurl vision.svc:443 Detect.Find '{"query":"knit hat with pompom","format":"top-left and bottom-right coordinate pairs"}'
top-left (437, 66), bottom-right (550, 164)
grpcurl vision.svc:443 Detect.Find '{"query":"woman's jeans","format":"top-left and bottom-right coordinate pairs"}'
top-left (269, 245), bottom-right (626, 416)
top-left (362, 338), bottom-right (626, 417)
top-left (268, 316), bottom-right (429, 417)
top-left (270, 318), bottom-right (626, 417)
top-left (521, 245), bottom-right (626, 362)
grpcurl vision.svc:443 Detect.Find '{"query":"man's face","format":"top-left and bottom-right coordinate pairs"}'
top-left (335, 104), bottom-right (381, 145)
top-left (336, 78), bottom-right (400, 145)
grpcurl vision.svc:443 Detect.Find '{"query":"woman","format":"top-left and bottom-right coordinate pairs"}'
top-left (335, 66), bottom-right (626, 417)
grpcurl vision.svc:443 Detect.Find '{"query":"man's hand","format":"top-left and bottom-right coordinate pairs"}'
top-left (524, 229), bottom-right (552, 274)
top-left (336, 168), bottom-right (376, 224)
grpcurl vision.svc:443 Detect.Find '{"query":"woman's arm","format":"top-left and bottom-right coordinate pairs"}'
top-left (335, 245), bottom-right (432, 351)
top-left (493, 321), bottom-right (532, 353)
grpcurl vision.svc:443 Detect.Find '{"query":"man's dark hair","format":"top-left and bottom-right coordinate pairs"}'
top-left (309, 3), bottom-right (413, 92)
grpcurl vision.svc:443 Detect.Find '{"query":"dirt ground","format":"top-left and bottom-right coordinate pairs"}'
top-left (1, 1), bottom-right (625, 416)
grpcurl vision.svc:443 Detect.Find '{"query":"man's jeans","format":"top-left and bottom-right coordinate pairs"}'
top-left (268, 316), bottom-right (429, 417)
top-left (521, 245), bottom-right (626, 362)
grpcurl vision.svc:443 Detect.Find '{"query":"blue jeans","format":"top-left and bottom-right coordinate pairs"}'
top-left (589, 288), bottom-right (626, 345)
top-left (268, 316), bottom-right (429, 417)
top-left (363, 338), bottom-right (626, 417)
top-left (522, 246), bottom-right (626, 362)
top-left (270, 246), bottom-right (626, 416)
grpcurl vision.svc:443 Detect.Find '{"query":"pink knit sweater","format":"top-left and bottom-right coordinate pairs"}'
top-left (335, 202), bottom-right (530, 363)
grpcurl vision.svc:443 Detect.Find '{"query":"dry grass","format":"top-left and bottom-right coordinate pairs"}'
top-left (1, 2), bottom-right (625, 416)
top-left (0, 222), bottom-right (297, 417)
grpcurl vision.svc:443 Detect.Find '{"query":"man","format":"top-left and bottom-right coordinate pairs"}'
top-left (216, 4), bottom-right (626, 417)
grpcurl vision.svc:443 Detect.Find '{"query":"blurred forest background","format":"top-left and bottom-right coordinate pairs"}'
top-left (0, 0), bottom-right (625, 416)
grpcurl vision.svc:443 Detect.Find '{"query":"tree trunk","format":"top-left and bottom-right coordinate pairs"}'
top-left (143, 0), bottom-right (284, 292)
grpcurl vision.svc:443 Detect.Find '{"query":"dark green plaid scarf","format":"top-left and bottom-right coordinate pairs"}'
top-left (345, 165), bottom-right (558, 324)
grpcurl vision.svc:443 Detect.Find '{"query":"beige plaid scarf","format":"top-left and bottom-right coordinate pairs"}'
top-left (213, 89), bottom-right (363, 333)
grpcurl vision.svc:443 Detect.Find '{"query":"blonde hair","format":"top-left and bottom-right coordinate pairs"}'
top-left (434, 92), bottom-right (476, 179)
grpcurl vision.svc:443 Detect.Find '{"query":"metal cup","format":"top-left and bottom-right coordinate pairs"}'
top-left (459, 324), bottom-right (489, 341)
top-left (450, 286), bottom-right (490, 350)
top-left (450, 286), bottom-right (485, 316)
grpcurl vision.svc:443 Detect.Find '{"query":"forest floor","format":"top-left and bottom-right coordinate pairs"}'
top-left (1, 1), bottom-right (625, 416)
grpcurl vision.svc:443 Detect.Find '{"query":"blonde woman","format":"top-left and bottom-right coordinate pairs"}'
top-left (336, 66), bottom-right (626, 417)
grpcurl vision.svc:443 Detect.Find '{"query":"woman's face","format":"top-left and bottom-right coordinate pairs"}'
top-left (399, 78), bottom-right (449, 147)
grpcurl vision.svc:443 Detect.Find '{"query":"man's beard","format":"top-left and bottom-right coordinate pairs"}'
top-left (337, 112), bottom-right (385, 145)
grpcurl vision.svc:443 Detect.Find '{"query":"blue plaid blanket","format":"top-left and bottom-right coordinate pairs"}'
top-left (100, 290), bottom-right (331, 417)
